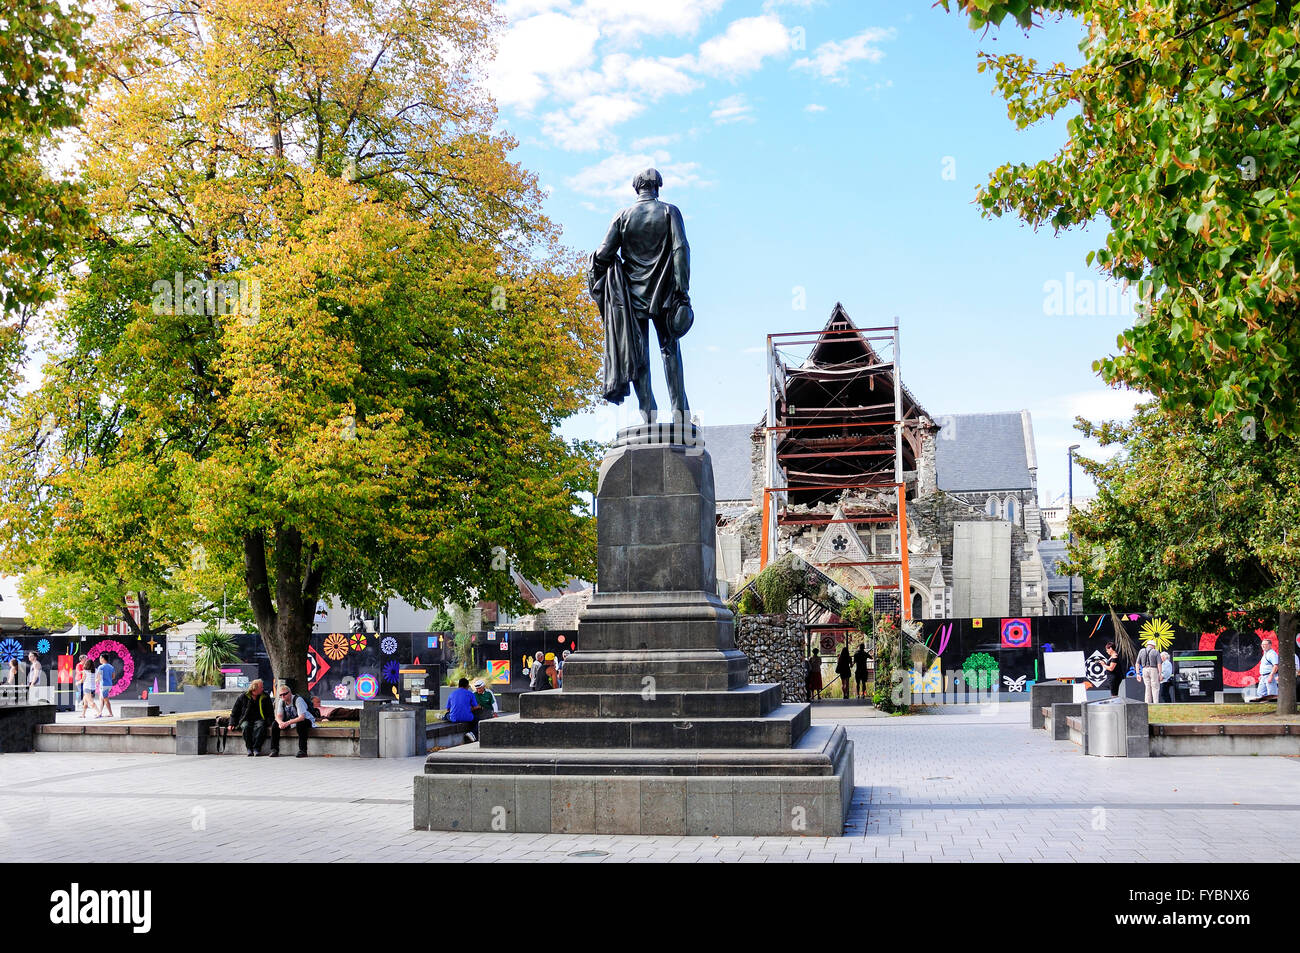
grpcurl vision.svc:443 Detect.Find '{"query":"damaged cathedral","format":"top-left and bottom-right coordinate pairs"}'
top-left (704, 304), bottom-right (1075, 621)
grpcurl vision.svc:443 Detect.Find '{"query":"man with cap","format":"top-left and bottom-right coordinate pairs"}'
top-left (1136, 640), bottom-right (1162, 704)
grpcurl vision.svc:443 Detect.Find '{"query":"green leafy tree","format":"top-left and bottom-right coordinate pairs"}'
top-left (943, 0), bottom-right (1300, 437)
top-left (1069, 400), bottom-right (1299, 713)
top-left (0, 0), bottom-right (601, 693)
top-left (192, 629), bottom-right (241, 687)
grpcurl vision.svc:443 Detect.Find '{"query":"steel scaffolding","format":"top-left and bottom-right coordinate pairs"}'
top-left (760, 314), bottom-right (912, 620)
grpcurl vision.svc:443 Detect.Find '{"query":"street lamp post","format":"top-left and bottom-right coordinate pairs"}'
top-left (1067, 444), bottom-right (1080, 615)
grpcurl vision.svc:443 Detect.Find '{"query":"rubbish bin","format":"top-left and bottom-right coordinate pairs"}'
top-left (378, 708), bottom-right (419, 758)
top-left (1086, 699), bottom-right (1127, 757)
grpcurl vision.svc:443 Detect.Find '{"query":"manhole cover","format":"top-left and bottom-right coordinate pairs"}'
top-left (567, 850), bottom-right (610, 858)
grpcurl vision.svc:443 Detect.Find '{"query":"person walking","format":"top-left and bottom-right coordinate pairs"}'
top-left (529, 653), bottom-right (549, 691)
top-left (271, 682), bottom-right (315, 758)
top-left (853, 643), bottom-right (870, 699)
top-left (835, 645), bottom-right (853, 700)
top-left (77, 655), bottom-right (99, 718)
top-left (1136, 640), bottom-right (1162, 704)
top-left (804, 648), bottom-right (823, 703)
top-left (5, 658), bottom-right (17, 685)
top-left (1258, 638), bottom-right (1279, 700)
top-left (26, 652), bottom-right (43, 704)
top-left (1158, 651), bottom-right (1175, 703)
top-left (95, 657), bottom-right (116, 717)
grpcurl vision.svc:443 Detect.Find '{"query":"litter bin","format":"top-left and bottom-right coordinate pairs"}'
top-left (1086, 699), bottom-right (1127, 757)
top-left (378, 708), bottom-right (419, 758)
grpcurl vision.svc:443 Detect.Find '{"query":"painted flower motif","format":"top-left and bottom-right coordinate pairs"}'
top-left (349, 632), bottom-right (367, 653)
top-left (1138, 617), bottom-right (1176, 651)
top-left (0, 638), bottom-right (23, 662)
top-left (382, 660), bottom-right (400, 684)
top-left (85, 640), bottom-right (134, 697)
top-left (333, 683), bottom-right (349, 700)
top-left (355, 674), bottom-right (378, 699)
top-left (36, 638), bottom-right (51, 654)
top-left (322, 633), bottom-right (349, 661)
top-left (381, 636), bottom-right (397, 655)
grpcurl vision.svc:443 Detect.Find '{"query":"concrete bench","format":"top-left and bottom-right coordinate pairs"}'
top-left (117, 703), bottom-right (161, 719)
top-left (1047, 702), bottom-right (1083, 741)
top-left (428, 720), bottom-right (475, 749)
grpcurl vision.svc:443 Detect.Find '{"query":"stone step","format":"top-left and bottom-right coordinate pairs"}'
top-left (425, 723), bottom-right (847, 777)
top-left (518, 684), bottom-right (782, 720)
top-left (479, 703), bottom-right (812, 750)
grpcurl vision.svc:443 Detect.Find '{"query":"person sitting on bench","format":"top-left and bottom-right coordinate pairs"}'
top-left (229, 680), bottom-right (275, 756)
top-left (445, 677), bottom-right (482, 742)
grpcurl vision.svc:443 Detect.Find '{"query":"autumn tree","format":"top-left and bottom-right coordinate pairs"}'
top-left (0, 0), bottom-right (602, 689)
top-left (944, 0), bottom-right (1300, 438)
top-left (1069, 401), bottom-right (1299, 713)
top-left (0, 0), bottom-right (99, 393)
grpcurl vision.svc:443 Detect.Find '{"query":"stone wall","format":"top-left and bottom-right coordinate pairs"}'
top-left (735, 614), bottom-right (806, 702)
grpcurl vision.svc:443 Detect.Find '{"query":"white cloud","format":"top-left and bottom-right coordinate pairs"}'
top-left (792, 26), bottom-right (895, 83)
top-left (542, 94), bottom-right (647, 151)
top-left (695, 15), bottom-right (791, 78)
top-left (1036, 388), bottom-right (1146, 423)
top-left (567, 150), bottom-right (704, 202)
top-left (710, 93), bottom-right (754, 124)
top-left (486, 12), bottom-right (601, 111)
top-left (804, 102), bottom-right (827, 113)
top-left (631, 133), bottom-right (680, 149)
top-left (583, 0), bottom-right (727, 41)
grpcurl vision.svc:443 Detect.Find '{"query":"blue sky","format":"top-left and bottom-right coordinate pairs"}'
top-left (490, 0), bottom-right (1141, 502)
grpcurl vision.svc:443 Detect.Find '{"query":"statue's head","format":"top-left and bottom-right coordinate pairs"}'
top-left (632, 167), bottom-right (662, 196)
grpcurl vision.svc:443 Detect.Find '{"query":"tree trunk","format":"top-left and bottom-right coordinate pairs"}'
top-left (244, 527), bottom-right (324, 696)
top-left (1277, 610), bottom-right (1296, 716)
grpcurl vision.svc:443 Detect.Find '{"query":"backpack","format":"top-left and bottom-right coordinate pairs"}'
top-left (290, 693), bottom-right (321, 721)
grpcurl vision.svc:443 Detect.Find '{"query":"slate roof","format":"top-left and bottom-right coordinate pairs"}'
top-left (934, 411), bottom-right (1033, 492)
top-left (700, 423), bottom-right (759, 503)
top-left (1037, 539), bottom-right (1080, 592)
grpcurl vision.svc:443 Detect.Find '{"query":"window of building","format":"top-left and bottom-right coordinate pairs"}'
top-left (986, 496), bottom-right (999, 517)
top-left (1006, 497), bottom-right (1017, 525)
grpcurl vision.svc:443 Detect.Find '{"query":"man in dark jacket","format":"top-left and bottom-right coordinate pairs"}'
top-left (590, 167), bottom-right (691, 422)
top-left (229, 680), bottom-right (275, 756)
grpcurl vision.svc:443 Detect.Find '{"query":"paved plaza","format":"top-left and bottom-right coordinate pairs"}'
top-left (3, 706), bottom-right (1297, 863)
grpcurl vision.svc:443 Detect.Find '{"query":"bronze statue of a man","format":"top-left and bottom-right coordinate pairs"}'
top-left (590, 168), bottom-right (692, 423)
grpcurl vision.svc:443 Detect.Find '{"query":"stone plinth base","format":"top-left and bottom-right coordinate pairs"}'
top-left (416, 725), bottom-right (853, 836)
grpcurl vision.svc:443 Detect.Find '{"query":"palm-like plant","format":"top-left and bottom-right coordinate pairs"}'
top-left (192, 630), bottom-right (240, 687)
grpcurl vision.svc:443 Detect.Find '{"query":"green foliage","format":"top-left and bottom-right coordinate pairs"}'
top-left (1069, 400), bottom-right (1300, 711)
top-left (751, 555), bottom-right (804, 616)
top-left (736, 589), bottom-right (762, 616)
top-left (946, 1), bottom-right (1300, 437)
top-left (0, 0), bottom-right (604, 689)
top-left (0, 0), bottom-right (99, 359)
top-left (428, 610), bottom-right (456, 633)
top-left (192, 629), bottom-right (241, 687)
top-left (962, 652), bottom-right (1000, 692)
top-left (841, 597), bottom-right (875, 636)
top-left (872, 614), bottom-right (910, 714)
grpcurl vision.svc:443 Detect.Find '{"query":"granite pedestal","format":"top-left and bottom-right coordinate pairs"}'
top-left (418, 423), bottom-right (854, 836)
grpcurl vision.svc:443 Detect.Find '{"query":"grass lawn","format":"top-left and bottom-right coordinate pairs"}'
top-left (1147, 702), bottom-right (1300, 725)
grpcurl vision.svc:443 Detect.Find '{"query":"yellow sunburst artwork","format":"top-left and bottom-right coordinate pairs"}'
top-left (1138, 618), bottom-right (1175, 650)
